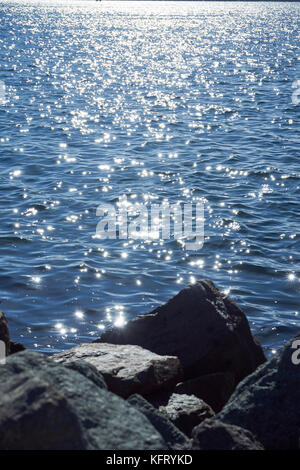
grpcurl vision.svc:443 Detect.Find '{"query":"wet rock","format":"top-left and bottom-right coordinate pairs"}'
top-left (0, 350), bottom-right (167, 450)
top-left (174, 372), bottom-right (236, 412)
top-left (97, 280), bottom-right (266, 385)
top-left (192, 419), bottom-right (264, 450)
top-left (128, 394), bottom-right (191, 450)
top-left (52, 343), bottom-right (183, 398)
top-left (158, 393), bottom-right (215, 437)
top-left (216, 331), bottom-right (300, 449)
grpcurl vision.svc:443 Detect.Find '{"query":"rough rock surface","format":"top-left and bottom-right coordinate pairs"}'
top-left (128, 394), bottom-right (191, 450)
top-left (97, 280), bottom-right (266, 384)
top-left (174, 372), bottom-right (236, 412)
top-left (52, 343), bottom-right (182, 398)
top-left (192, 419), bottom-right (264, 450)
top-left (158, 393), bottom-right (215, 437)
top-left (217, 331), bottom-right (300, 450)
top-left (63, 360), bottom-right (107, 389)
top-left (0, 350), bottom-right (167, 450)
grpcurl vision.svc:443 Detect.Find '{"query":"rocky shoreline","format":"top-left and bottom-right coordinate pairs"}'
top-left (0, 279), bottom-right (299, 450)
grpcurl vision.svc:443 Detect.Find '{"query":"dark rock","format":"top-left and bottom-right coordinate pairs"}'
top-left (158, 393), bottom-right (215, 437)
top-left (217, 331), bottom-right (300, 450)
top-left (0, 350), bottom-right (167, 450)
top-left (9, 341), bottom-right (26, 355)
top-left (146, 389), bottom-right (173, 408)
top-left (0, 373), bottom-right (84, 450)
top-left (128, 394), bottom-right (191, 450)
top-left (52, 343), bottom-right (182, 398)
top-left (192, 419), bottom-right (264, 450)
top-left (63, 360), bottom-right (107, 389)
top-left (0, 311), bottom-right (10, 355)
top-left (0, 311), bottom-right (25, 356)
top-left (174, 372), bottom-right (236, 412)
top-left (97, 280), bottom-right (266, 385)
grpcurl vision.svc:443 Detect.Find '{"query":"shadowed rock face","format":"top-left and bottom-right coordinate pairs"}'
top-left (52, 343), bottom-right (183, 398)
top-left (0, 311), bottom-right (25, 357)
top-left (0, 311), bottom-right (10, 355)
top-left (0, 350), bottom-right (167, 450)
top-left (174, 372), bottom-right (236, 413)
top-left (192, 419), bottom-right (264, 450)
top-left (128, 394), bottom-right (191, 450)
top-left (97, 280), bottom-right (266, 385)
top-left (216, 331), bottom-right (300, 450)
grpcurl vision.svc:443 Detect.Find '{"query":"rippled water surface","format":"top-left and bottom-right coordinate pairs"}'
top-left (0, 1), bottom-right (299, 356)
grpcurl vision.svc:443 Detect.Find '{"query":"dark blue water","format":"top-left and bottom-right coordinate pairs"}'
top-left (0, 1), bottom-right (299, 357)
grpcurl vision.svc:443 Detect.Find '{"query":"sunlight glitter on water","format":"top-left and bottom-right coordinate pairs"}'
top-left (0, 1), bottom-right (299, 356)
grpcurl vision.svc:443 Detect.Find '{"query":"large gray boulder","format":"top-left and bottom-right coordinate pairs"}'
top-left (192, 419), bottom-right (264, 450)
top-left (0, 350), bottom-right (167, 450)
top-left (217, 331), bottom-right (300, 450)
top-left (52, 343), bottom-right (182, 398)
top-left (128, 394), bottom-right (191, 450)
top-left (97, 280), bottom-right (265, 384)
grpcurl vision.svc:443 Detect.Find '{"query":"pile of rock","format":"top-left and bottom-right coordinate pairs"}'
top-left (97, 280), bottom-right (266, 386)
top-left (0, 280), bottom-right (299, 450)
